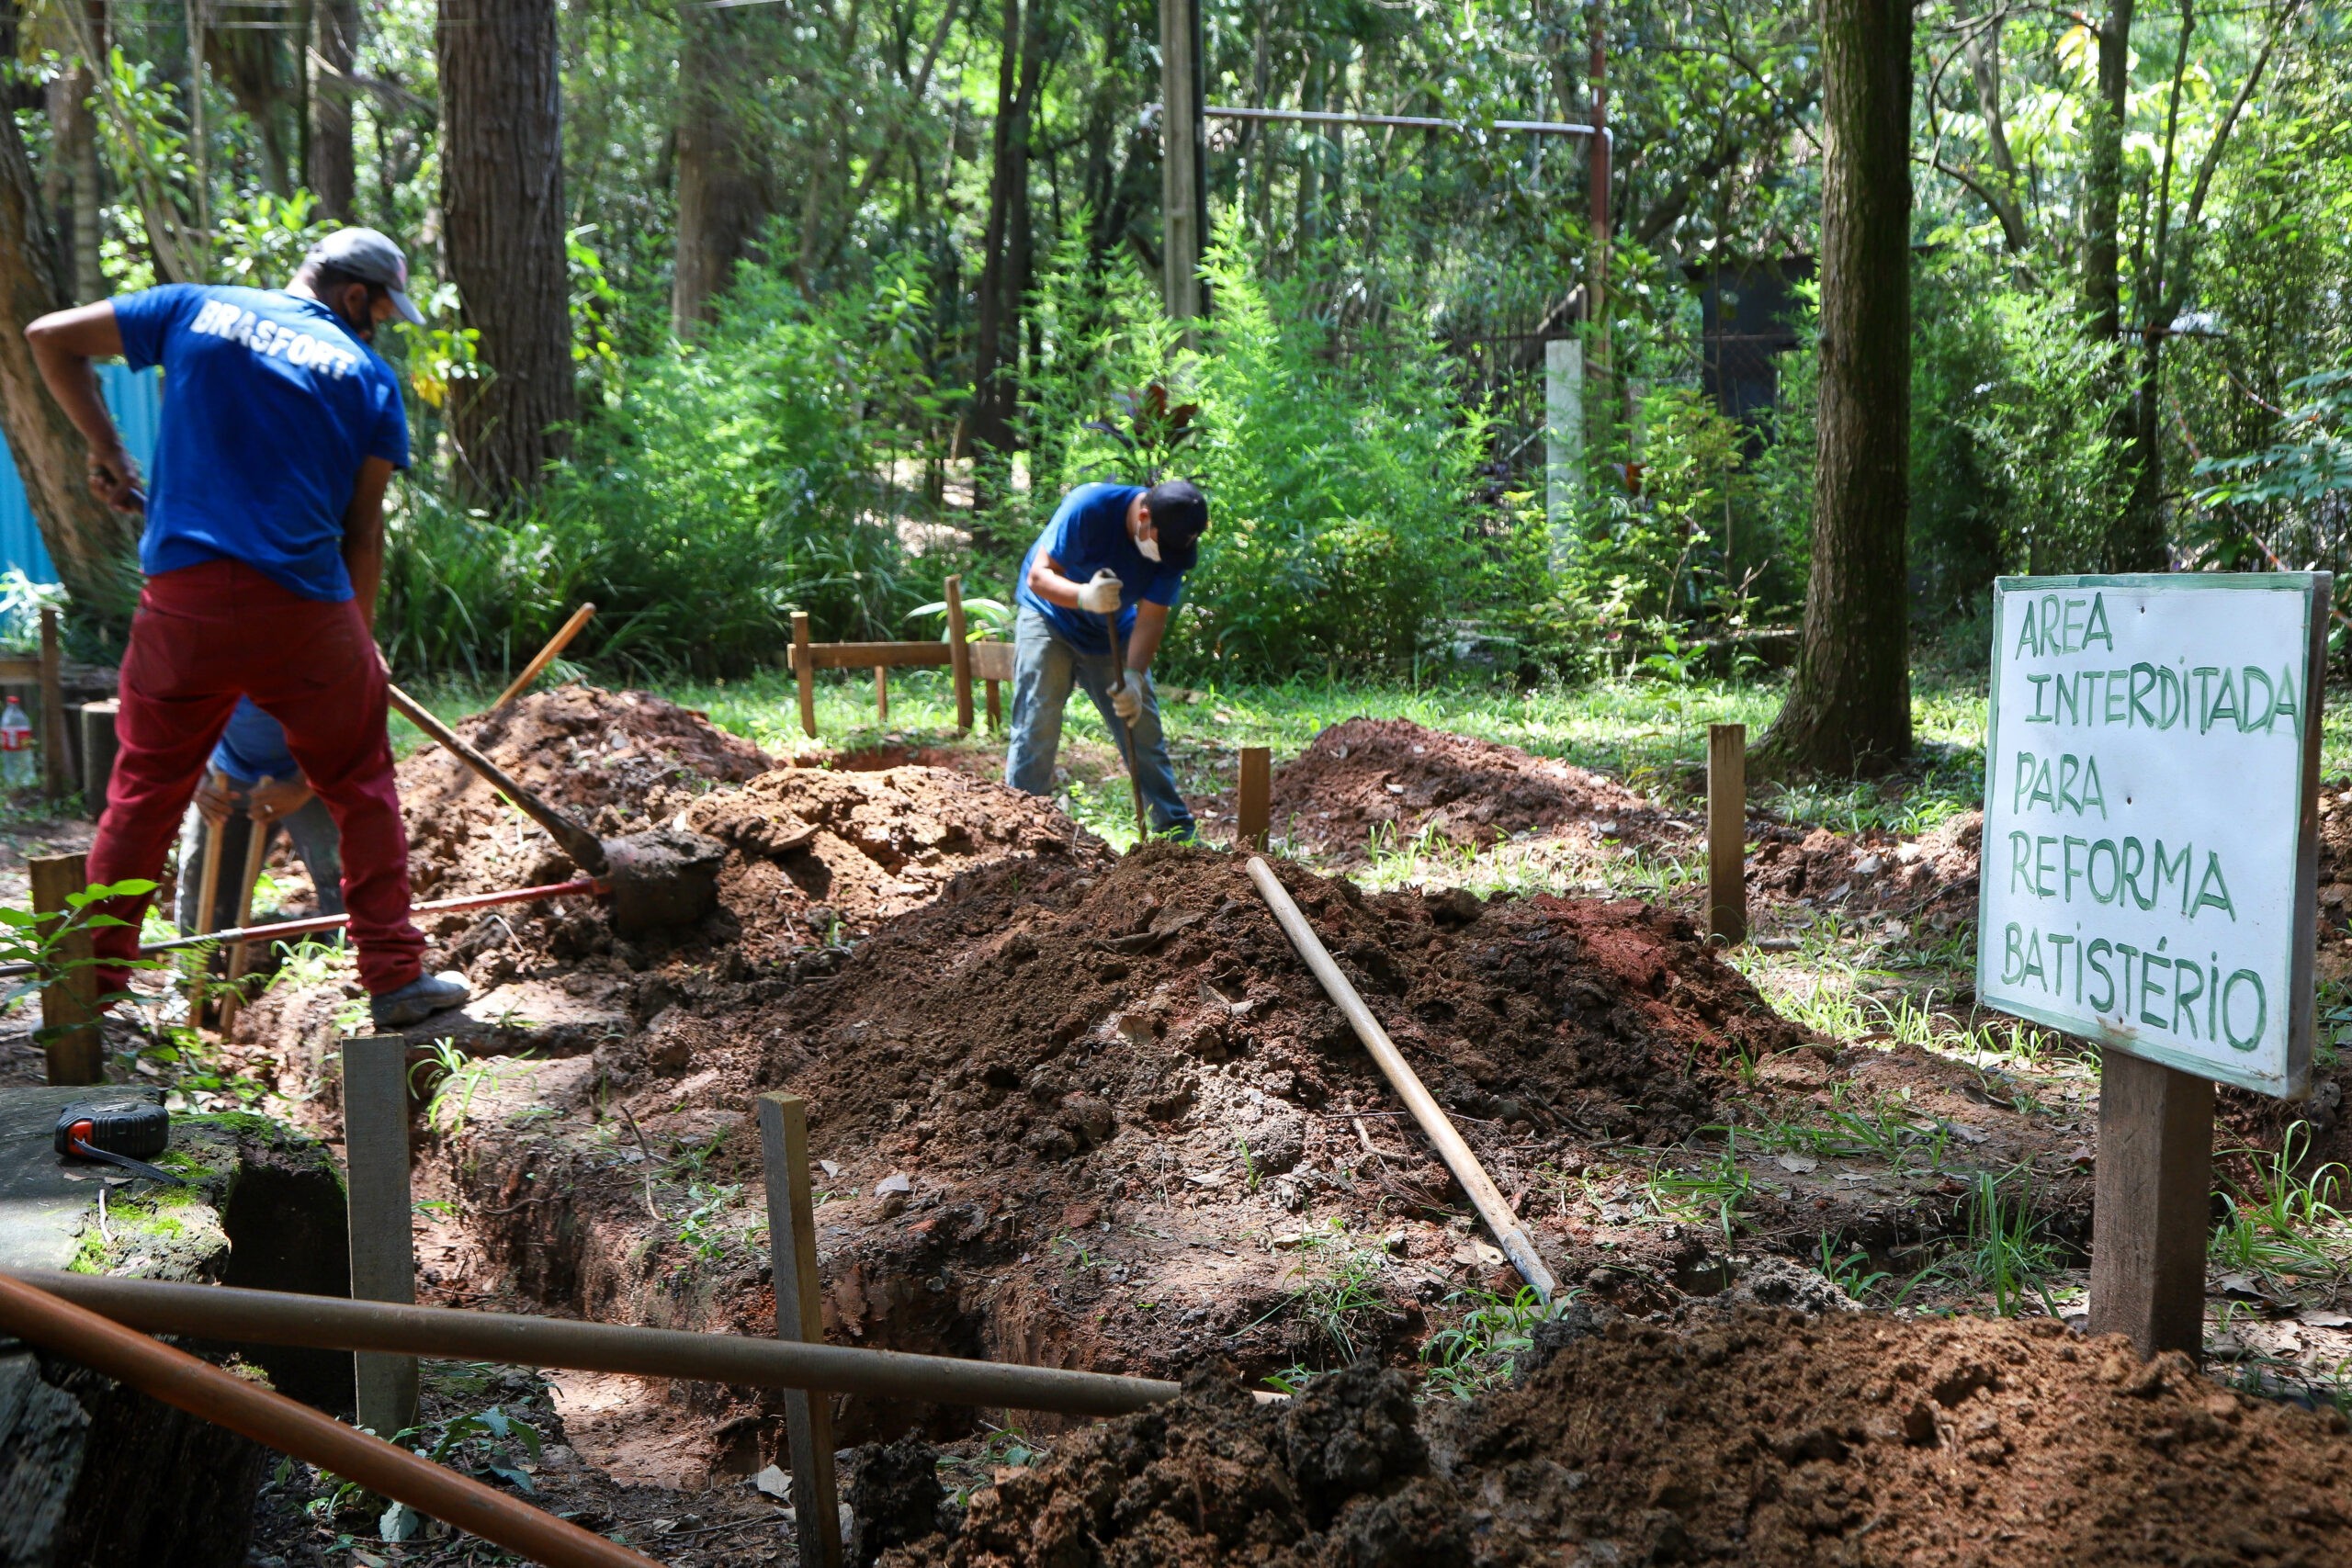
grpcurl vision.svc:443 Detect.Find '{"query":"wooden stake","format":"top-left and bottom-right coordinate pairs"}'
top-left (221, 815), bottom-right (269, 1034)
top-left (190, 800), bottom-right (227, 1016)
top-left (1238, 746), bottom-right (1271, 852)
top-left (792, 613), bottom-right (818, 739)
top-left (1706, 722), bottom-right (1747, 945)
top-left (28, 852), bottom-right (102, 1085)
top-left (491, 602), bottom-right (596, 713)
top-left (78, 700), bottom-right (119, 818)
top-left (758, 1094), bottom-right (842, 1568)
top-left (343, 1035), bottom-right (420, 1437)
top-left (945, 575), bottom-right (974, 733)
top-left (2088, 1051), bottom-right (2214, 1361)
top-left (874, 665), bottom-right (888, 722)
top-left (985, 680), bottom-right (1001, 732)
top-left (38, 608), bottom-right (67, 797)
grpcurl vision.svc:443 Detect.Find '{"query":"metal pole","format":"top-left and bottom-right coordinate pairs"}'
top-left (344, 1035), bottom-right (419, 1437)
top-left (0, 1272), bottom-right (663, 1568)
top-left (759, 1094), bottom-right (842, 1568)
top-left (1245, 857), bottom-right (1557, 1302)
top-left (5, 1269), bottom-right (1188, 1416)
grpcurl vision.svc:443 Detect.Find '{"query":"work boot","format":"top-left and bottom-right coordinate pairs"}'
top-left (369, 971), bottom-right (472, 1029)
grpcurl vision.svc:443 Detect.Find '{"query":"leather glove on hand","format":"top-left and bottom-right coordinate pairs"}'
top-left (1112, 668), bottom-right (1149, 725)
top-left (1077, 569), bottom-right (1124, 615)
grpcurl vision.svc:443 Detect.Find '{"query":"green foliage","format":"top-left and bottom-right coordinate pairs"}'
top-left (1419, 1286), bottom-right (1566, 1400)
top-left (0, 879), bottom-right (158, 1035)
top-left (2209, 1122), bottom-right (2350, 1285)
top-left (382, 257), bottom-right (939, 677)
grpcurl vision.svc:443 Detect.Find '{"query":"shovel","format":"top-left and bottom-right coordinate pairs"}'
top-left (1101, 612), bottom-right (1149, 844)
top-left (384, 683), bottom-right (724, 934)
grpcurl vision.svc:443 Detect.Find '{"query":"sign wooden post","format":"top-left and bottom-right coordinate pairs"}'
top-left (28, 853), bottom-right (102, 1085)
top-left (1238, 747), bottom-right (1271, 852)
top-left (344, 1036), bottom-right (419, 1437)
top-left (945, 575), bottom-right (974, 733)
top-left (1977, 573), bottom-right (2328, 1360)
top-left (759, 1093), bottom-right (841, 1568)
top-left (1706, 723), bottom-right (1746, 945)
top-left (791, 613), bottom-right (817, 739)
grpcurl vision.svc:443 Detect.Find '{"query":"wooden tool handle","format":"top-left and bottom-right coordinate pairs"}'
top-left (492, 603), bottom-right (597, 713)
top-left (384, 683), bottom-right (609, 875)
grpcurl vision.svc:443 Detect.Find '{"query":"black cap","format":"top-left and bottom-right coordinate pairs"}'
top-left (1143, 479), bottom-right (1209, 571)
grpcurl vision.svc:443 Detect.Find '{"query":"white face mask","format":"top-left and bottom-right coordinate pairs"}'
top-left (1136, 536), bottom-right (1162, 564)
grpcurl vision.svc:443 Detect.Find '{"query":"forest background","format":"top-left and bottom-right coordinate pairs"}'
top-left (0, 0), bottom-right (2347, 706)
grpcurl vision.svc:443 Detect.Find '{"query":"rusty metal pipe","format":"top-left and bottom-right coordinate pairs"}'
top-left (0, 1272), bottom-right (662, 1568)
top-left (9, 1269), bottom-right (1185, 1417)
top-left (1245, 856), bottom-right (1560, 1302)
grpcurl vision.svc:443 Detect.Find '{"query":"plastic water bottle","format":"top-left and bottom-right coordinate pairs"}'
top-left (0, 696), bottom-right (29, 787)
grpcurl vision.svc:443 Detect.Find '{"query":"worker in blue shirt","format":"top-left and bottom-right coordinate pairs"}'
top-left (1008, 479), bottom-right (1210, 839)
top-left (178, 697), bottom-right (345, 933)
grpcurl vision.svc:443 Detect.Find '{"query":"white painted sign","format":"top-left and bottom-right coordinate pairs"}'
top-left (1976, 573), bottom-right (2327, 1097)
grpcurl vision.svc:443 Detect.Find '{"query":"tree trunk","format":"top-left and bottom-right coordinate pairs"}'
top-left (0, 97), bottom-right (142, 623)
top-left (966, 0), bottom-right (1049, 462)
top-left (1754, 0), bottom-right (1912, 777)
top-left (2082, 0), bottom-right (2133, 345)
top-left (307, 0), bottom-right (359, 220)
top-left (437, 0), bottom-right (574, 504)
top-left (670, 4), bottom-right (779, 334)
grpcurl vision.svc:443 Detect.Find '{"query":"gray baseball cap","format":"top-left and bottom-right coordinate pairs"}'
top-left (302, 227), bottom-right (425, 325)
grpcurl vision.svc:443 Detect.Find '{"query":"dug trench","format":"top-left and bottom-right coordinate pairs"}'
top-left (222, 685), bottom-right (2114, 1495)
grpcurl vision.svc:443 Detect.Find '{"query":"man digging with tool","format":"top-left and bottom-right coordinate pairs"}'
top-left (1007, 479), bottom-right (1209, 839)
top-left (27, 227), bottom-right (470, 1028)
top-left (181, 697), bottom-right (345, 933)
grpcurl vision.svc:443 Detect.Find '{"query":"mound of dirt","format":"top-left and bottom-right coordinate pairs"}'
top-left (1749, 809), bottom-right (1984, 931)
top-left (768, 841), bottom-right (1806, 1171)
top-left (1265, 718), bottom-right (1673, 862)
top-left (400, 683), bottom-right (774, 898)
top-left (881, 1313), bottom-right (2352, 1568)
top-left (680, 766), bottom-right (1099, 959)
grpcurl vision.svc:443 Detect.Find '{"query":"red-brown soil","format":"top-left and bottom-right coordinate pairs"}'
top-left (1749, 809), bottom-right (1984, 933)
top-left (883, 1313), bottom-right (2352, 1568)
top-left (1264, 717), bottom-right (1676, 863)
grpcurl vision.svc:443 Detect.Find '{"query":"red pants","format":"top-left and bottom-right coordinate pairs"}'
top-left (88, 560), bottom-right (424, 995)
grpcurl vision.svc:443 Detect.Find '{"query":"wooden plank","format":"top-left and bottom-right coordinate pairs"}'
top-left (968, 641), bottom-right (1015, 682)
top-left (2088, 1051), bottom-right (2214, 1361)
top-left (38, 609), bottom-right (67, 796)
top-left (0, 656), bottom-right (39, 682)
top-left (792, 614), bottom-right (817, 739)
top-left (945, 575), bottom-right (974, 733)
top-left (758, 1094), bottom-right (842, 1568)
top-left (874, 665), bottom-right (888, 722)
top-left (28, 854), bottom-right (102, 1085)
top-left (786, 641), bottom-right (954, 671)
top-left (1706, 723), bottom-right (1747, 945)
top-left (343, 1035), bottom-right (420, 1437)
top-left (1238, 747), bottom-right (1271, 851)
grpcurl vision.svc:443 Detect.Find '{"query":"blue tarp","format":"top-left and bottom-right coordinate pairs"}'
top-left (0, 364), bottom-right (162, 585)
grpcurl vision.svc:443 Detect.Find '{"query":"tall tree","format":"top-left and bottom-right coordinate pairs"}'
top-left (2082, 0), bottom-right (2133, 346)
top-left (308, 0), bottom-right (360, 220)
top-left (1754, 0), bottom-right (1913, 775)
top-left (437, 0), bottom-right (575, 502)
top-left (0, 81), bottom-right (141, 621)
top-left (671, 5), bottom-right (778, 335)
top-left (966, 0), bottom-right (1053, 465)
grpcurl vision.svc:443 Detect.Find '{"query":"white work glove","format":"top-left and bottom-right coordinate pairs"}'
top-left (1112, 668), bottom-right (1150, 725)
top-left (1077, 569), bottom-right (1123, 615)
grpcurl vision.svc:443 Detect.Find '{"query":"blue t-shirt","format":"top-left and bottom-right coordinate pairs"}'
top-left (209, 697), bottom-right (299, 785)
top-left (113, 285), bottom-right (410, 602)
top-left (1014, 483), bottom-right (1188, 657)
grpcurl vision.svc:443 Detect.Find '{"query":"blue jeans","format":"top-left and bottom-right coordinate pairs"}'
top-left (1005, 604), bottom-right (1195, 839)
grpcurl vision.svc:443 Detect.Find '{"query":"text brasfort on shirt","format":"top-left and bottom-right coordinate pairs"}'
top-left (187, 299), bottom-right (364, 378)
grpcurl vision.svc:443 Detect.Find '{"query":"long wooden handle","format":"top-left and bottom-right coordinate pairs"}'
top-left (0, 1272), bottom-right (662, 1568)
top-left (1245, 857), bottom-right (1558, 1301)
top-left (492, 603), bottom-right (597, 713)
top-left (384, 683), bottom-right (609, 875)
